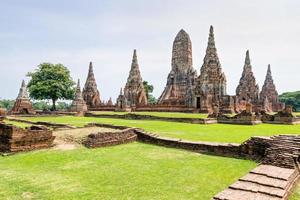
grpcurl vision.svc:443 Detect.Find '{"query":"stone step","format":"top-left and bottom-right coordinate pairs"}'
top-left (213, 188), bottom-right (282, 200)
top-left (250, 165), bottom-right (296, 181)
top-left (239, 173), bottom-right (290, 189)
top-left (229, 181), bottom-right (285, 198)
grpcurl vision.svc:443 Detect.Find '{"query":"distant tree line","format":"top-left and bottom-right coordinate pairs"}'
top-left (0, 99), bottom-right (71, 111)
top-left (279, 91), bottom-right (300, 112)
top-left (0, 99), bottom-right (15, 110)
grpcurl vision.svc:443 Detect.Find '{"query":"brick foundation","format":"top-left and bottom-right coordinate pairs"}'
top-left (0, 123), bottom-right (55, 153)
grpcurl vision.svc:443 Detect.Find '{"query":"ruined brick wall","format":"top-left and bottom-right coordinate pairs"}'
top-left (135, 129), bottom-right (241, 158)
top-left (0, 123), bottom-right (55, 153)
top-left (135, 105), bottom-right (195, 112)
top-left (82, 128), bottom-right (137, 148)
top-left (239, 136), bottom-right (272, 160)
top-left (85, 112), bottom-right (217, 124)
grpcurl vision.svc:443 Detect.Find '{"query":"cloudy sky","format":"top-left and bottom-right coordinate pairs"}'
top-left (0, 0), bottom-right (299, 102)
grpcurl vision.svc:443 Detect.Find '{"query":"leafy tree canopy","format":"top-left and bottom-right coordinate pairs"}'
top-left (27, 63), bottom-right (75, 110)
top-left (0, 99), bottom-right (15, 110)
top-left (279, 91), bottom-right (300, 111)
top-left (143, 81), bottom-right (157, 104)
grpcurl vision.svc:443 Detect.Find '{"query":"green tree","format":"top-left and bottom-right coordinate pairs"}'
top-left (32, 101), bottom-right (51, 111)
top-left (279, 91), bottom-right (300, 111)
top-left (57, 101), bottom-right (71, 111)
top-left (0, 99), bottom-right (15, 110)
top-left (143, 81), bottom-right (157, 104)
top-left (27, 63), bottom-right (75, 111)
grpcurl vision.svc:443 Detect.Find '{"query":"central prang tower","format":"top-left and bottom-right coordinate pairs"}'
top-left (158, 29), bottom-right (197, 106)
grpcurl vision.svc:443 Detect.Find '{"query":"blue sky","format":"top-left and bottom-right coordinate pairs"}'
top-left (0, 0), bottom-right (299, 102)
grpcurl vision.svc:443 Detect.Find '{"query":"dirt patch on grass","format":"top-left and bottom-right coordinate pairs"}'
top-left (22, 192), bottom-right (34, 200)
top-left (53, 127), bottom-right (120, 150)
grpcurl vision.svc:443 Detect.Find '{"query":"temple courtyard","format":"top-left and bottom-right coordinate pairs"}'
top-left (13, 115), bottom-right (300, 143)
top-left (0, 142), bottom-right (255, 200)
top-left (0, 114), bottom-right (299, 199)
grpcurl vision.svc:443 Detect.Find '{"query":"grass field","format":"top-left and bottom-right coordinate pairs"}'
top-left (0, 142), bottom-right (255, 200)
top-left (290, 183), bottom-right (300, 200)
top-left (90, 111), bottom-right (209, 118)
top-left (3, 119), bottom-right (30, 128)
top-left (17, 116), bottom-right (300, 144)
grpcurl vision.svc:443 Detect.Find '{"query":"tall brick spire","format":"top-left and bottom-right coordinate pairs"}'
top-left (196, 25), bottom-right (227, 97)
top-left (260, 64), bottom-right (279, 105)
top-left (82, 62), bottom-right (101, 108)
top-left (126, 49), bottom-right (143, 84)
top-left (17, 80), bottom-right (29, 99)
top-left (71, 79), bottom-right (87, 112)
top-left (10, 80), bottom-right (35, 114)
top-left (75, 79), bottom-right (84, 101)
top-left (236, 50), bottom-right (260, 103)
top-left (123, 49), bottom-right (147, 106)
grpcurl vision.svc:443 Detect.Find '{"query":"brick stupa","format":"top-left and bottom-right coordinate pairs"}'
top-left (123, 49), bottom-right (148, 107)
top-left (260, 65), bottom-right (282, 111)
top-left (70, 79), bottom-right (88, 113)
top-left (82, 62), bottom-right (101, 109)
top-left (10, 80), bottom-right (35, 115)
top-left (236, 50), bottom-right (260, 104)
top-left (194, 26), bottom-right (228, 112)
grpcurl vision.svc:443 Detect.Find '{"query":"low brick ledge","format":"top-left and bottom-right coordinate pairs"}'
top-left (133, 128), bottom-right (241, 158)
top-left (7, 117), bottom-right (76, 129)
top-left (85, 112), bottom-right (217, 124)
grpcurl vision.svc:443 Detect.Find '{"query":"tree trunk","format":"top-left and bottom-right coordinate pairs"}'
top-left (52, 99), bottom-right (57, 111)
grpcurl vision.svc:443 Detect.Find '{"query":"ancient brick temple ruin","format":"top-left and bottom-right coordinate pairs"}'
top-left (71, 26), bottom-right (284, 114)
top-left (0, 105), bottom-right (6, 120)
top-left (0, 123), bottom-right (55, 153)
top-left (260, 64), bottom-right (284, 112)
top-left (122, 49), bottom-right (148, 108)
top-left (158, 29), bottom-right (197, 106)
top-left (18, 25), bottom-right (280, 114)
top-left (115, 88), bottom-right (130, 112)
top-left (193, 26), bottom-right (234, 113)
top-left (70, 79), bottom-right (88, 113)
top-left (235, 50), bottom-right (260, 110)
top-left (10, 80), bottom-right (35, 115)
top-left (155, 26), bottom-right (282, 113)
top-left (82, 62), bottom-right (101, 109)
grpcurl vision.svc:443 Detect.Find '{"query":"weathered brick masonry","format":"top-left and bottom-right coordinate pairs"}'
top-left (0, 123), bottom-right (55, 153)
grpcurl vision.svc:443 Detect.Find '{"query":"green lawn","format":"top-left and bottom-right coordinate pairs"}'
top-left (17, 116), bottom-right (300, 144)
top-left (0, 142), bottom-right (255, 200)
top-left (3, 120), bottom-right (31, 128)
top-left (290, 183), bottom-right (300, 200)
top-left (90, 111), bottom-right (208, 118)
